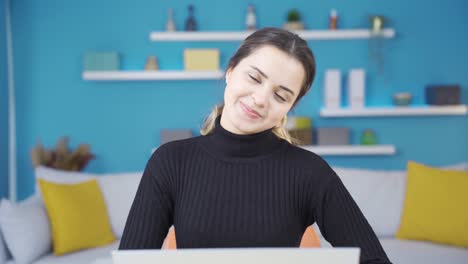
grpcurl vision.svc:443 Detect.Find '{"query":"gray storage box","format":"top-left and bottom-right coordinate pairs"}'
top-left (316, 127), bottom-right (350, 145)
top-left (160, 129), bottom-right (193, 145)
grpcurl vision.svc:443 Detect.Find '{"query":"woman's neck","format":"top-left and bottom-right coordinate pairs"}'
top-left (200, 115), bottom-right (285, 161)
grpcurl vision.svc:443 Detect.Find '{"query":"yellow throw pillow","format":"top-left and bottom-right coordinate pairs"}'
top-left (38, 178), bottom-right (116, 255)
top-left (396, 161), bottom-right (468, 248)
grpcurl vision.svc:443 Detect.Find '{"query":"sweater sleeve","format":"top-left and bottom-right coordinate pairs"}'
top-left (313, 172), bottom-right (392, 264)
top-left (119, 146), bottom-right (174, 249)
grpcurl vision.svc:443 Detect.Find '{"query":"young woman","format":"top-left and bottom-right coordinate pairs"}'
top-left (119, 27), bottom-right (392, 264)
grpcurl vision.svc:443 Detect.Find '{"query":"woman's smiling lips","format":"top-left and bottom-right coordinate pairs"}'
top-left (240, 102), bottom-right (262, 119)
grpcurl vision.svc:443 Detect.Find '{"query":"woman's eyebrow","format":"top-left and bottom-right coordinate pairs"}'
top-left (249, 65), bottom-right (296, 96)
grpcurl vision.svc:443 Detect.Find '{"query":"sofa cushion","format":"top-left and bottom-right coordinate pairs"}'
top-left (0, 196), bottom-right (51, 264)
top-left (34, 167), bottom-right (142, 239)
top-left (444, 162), bottom-right (468, 171)
top-left (98, 172), bottom-right (142, 238)
top-left (35, 166), bottom-right (95, 194)
top-left (380, 238), bottom-right (468, 264)
top-left (38, 179), bottom-right (116, 255)
top-left (396, 161), bottom-right (468, 248)
top-left (332, 167), bottom-right (406, 238)
top-left (330, 162), bottom-right (467, 239)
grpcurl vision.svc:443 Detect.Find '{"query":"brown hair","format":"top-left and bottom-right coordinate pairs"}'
top-left (200, 27), bottom-right (316, 144)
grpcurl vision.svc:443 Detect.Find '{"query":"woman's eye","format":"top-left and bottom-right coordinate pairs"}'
top-left (248, 74), bottom-right (260, 83)
top-left (275, 93), bottom-right (287, 102)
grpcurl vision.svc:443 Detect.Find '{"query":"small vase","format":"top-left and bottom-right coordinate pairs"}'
top-left (283, 21), bottom-right (304, 31)
top-left (144, 56), bottom-right (159, 71)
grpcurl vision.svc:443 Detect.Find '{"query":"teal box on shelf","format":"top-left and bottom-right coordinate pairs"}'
top-left (83, 51), bottom-right (120, 71)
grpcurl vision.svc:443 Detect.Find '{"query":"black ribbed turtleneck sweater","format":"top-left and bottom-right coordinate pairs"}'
top-left (119, 116), bottom-right (392, 264)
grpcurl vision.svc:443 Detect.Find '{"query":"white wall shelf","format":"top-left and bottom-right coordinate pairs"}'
top-left (300, 145), bottom-right (396, 156)
top-left (320, 105), bottom-right (468, 117)
top-left (149, 29), bottom-right (395, 42)
top-left (82, 70), bottom-right (224, 81)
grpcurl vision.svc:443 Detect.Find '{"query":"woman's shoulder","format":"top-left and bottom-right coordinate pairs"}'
top-left (158, 136), bottom-right (202, 150)
top-left (284, 143), bottom-right (329, 166)
top-left (145, 136), bottom-right (204, 176)
top-left (283, 143), bottom-right (339, 183)
top-left (150, 136), bottom-right (203, 161)
top-left (154, 135), bottom-right (202, 152)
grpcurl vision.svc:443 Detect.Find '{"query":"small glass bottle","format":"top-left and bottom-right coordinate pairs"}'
top-left (245, 4), bottom-right (257, 30)
top-left (329, 9), bottom-right (338, 30)
top-left (165, 8), bottom-right (176, 32)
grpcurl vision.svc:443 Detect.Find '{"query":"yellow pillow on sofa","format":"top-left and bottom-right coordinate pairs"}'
top-left (396, 161), bottom-right (468, 248)
top-left (38, 178), bottom-right (116, 255)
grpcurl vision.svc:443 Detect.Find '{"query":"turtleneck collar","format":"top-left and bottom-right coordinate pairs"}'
top-left (199, 115), bottom-right (285, 162)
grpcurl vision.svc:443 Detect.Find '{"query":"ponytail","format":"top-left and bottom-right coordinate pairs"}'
top-left (271, 115), bottom-right (301, 145)
top-left (200, 104), bottom-right (224, 136)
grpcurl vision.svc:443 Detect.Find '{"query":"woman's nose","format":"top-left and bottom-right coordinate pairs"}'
top-left (251, 86), bottom-right (270, 107)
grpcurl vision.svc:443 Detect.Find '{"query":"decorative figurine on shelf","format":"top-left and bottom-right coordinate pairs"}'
top-left (185, 5), bottom-right (197, 31)
top-left (360, 129), bottom-right (377, 145)
top-left (144, 56), bottom-right (159, 70)
top-left (165, 8), bottom-right (176, 32)
top-left (370, 15), bottom-right (386, 35)
top-left (329, 8), bottom-right (338, 30)
top-left (245, 4), bottom-right (257, 30)
top-left (283, 9), bottom-right (304, 31)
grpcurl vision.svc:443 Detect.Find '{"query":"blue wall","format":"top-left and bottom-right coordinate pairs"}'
top-left (10, 0), bottom-right (468, 200)
top-left (0, 0), bottom-right (9, 199)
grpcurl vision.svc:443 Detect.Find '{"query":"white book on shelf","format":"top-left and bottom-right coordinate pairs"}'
top-left (324, 69), bottom-right (342, 109)
top-left (348, 69), bottom-right (366, 108)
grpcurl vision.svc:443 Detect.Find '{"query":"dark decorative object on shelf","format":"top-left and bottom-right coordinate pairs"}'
top-left (185, 5), bottom-right (197, 31)
top-left (425, 85), bottom-right (461, 105)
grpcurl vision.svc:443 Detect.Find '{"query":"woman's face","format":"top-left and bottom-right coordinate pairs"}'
top-left (221, 45), bottom-right (305, 135)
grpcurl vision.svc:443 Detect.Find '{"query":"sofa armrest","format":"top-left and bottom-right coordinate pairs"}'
top-left (0, 213), bottom-right (11, 264)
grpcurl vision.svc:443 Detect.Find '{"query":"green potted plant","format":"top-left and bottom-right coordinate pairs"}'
top-left (283, 9), bottom-right (304, 31)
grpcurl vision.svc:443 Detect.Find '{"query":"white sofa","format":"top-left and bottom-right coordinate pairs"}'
top-left (313, 163), bottom-right (468, 264)
top-left (1, 163), bottom-right (467, 264)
